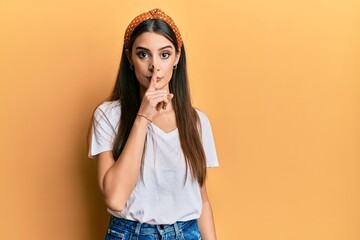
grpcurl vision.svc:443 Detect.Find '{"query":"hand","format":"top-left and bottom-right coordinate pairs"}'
top-left (137, 67), bottom-right (173, 121)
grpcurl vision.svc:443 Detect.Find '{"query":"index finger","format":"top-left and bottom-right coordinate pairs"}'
top-left (148, 67), bottom-right (157, 90)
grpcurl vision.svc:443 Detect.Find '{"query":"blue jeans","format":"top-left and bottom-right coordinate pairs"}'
top-left (105, 215), bottom-right (201, 240)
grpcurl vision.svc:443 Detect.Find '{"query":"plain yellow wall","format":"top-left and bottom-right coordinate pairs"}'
top-left (1, 0), bottom-right (359, 239)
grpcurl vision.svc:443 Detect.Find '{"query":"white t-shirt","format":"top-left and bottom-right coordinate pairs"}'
top-left (89, 101), bottom-right (219, 224)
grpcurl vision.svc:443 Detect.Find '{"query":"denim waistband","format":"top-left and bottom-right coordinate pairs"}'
top-left (109, 214), bottom-right (197, 235)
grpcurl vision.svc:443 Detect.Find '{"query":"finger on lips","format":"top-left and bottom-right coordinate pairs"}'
top-left (148, 66), bottom-right (158, 90)
top-left (145, 65), bottom-right (174, 111)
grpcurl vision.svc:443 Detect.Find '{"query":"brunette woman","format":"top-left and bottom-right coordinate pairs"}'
top-left (89, 8), bottom-right (219, 240)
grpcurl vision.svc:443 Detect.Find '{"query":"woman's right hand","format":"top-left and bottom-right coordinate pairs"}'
top-left (137, 68), bottom-right (173, 121)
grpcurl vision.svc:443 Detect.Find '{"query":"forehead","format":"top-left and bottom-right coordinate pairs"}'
top-left (132, 32), bottom-right (175, 50)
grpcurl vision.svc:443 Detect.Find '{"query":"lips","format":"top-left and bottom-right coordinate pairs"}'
top-left (146, 76), bottom-right (163, 82)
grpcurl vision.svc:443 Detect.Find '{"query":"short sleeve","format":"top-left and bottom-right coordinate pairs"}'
top-left (88, 101), bottom-right (120, 159)
top-left (196, 109), bottom-right (219, 168)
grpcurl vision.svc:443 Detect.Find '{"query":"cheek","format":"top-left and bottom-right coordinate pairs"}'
top-left (163, 67), bottom-right (174, 81)
top-left (162, 62), bottom-right (175, 79)
top-left (133, 68), bottom-right (148, 87)
top-left (133, 62), bottom-right (147, 76)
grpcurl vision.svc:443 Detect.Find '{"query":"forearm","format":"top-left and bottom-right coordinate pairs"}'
top-left (103, 116), bottom-right (149, 210)
top-left (198, 200), bottom-right (217, 240)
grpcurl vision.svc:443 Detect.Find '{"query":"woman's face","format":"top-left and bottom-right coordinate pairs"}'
top-left (128, 31), bottom-right (180, 94)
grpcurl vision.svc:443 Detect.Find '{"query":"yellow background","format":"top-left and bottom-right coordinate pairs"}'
top-left (1, 0), bottom-right (359, 239)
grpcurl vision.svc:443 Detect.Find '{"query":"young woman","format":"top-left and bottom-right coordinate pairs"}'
top-left (89, 8), bottom-right (219, 240)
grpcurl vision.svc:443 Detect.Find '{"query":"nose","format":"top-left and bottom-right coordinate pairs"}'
top-left (148, 64), bottom-right (160, 72)
top-left (148, 55), bottom-right (161, 72)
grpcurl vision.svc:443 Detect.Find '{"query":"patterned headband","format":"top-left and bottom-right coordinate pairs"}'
top-left (124, 8), bottom-right (183, 51)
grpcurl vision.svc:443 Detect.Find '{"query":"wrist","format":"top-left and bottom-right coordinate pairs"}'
top-left (135, 113), bottom-right (152, 128)
top-left (137, 113), bottom-right (152, 123)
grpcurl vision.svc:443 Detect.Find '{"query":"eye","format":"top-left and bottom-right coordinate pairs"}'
top-left (137, 51), bottom-right (149, 59)
top-left (161, 52), bottom-right (171, 59)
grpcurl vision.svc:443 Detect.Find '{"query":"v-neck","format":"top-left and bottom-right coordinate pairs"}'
top-left (149, 123), bottom-right (178, 137)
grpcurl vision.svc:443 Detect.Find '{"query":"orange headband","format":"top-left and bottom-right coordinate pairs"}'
top-left (124, 8), bottom-right (183, 51)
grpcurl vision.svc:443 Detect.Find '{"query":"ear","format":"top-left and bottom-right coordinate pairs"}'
top-left (125, 49), bottom-right (133, 66)
top-left (174, 51), bottom-right (181, 66)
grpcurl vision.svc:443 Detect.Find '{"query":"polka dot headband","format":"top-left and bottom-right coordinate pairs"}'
top-left (124, 8), bottom-right (183, 51)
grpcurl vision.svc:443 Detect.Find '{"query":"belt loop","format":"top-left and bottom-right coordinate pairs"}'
top-left (174, 222), bottom-right (181, 238)
top-left (134, 222), bottom-right (142, 236)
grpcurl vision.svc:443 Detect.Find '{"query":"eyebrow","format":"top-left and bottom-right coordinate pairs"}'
top-left (135, 45), bottom-right (173, 51)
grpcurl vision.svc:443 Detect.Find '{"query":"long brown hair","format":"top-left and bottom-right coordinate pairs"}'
top-left (109, 19), bottom-right (207, 186)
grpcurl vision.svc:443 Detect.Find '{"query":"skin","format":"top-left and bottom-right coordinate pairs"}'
top-left (96, 31), bottom-right (217, 239)
top-left (127, 31), bottom-right (178, 129)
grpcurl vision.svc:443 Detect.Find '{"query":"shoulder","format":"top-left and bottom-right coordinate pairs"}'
top-left (93, 100), bottom-right (121, 123)
top-left (194, 108), bottom-right (213, 131)
top-left (94, 100), bottom-right (120, 116)
top-left (195, 108), bottom-right (210, 123)
top-left (96, 100), bottom-right (120, 112)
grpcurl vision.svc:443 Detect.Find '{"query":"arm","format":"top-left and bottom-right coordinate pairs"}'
top-left (96, 68), bottom-right (172, 212)
top-left (96, 116), bottom-right (149, 211)
top-left (198, 184), bottom-right (217, 240)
